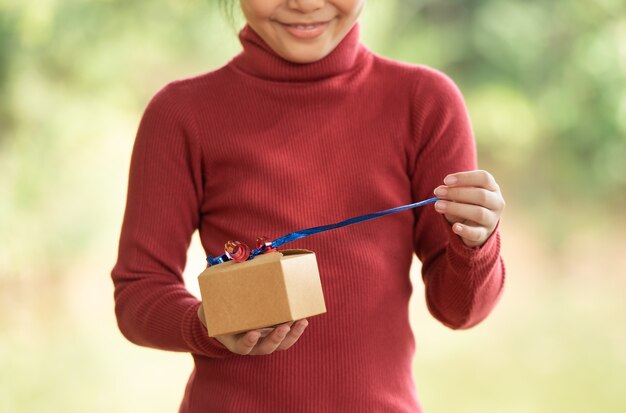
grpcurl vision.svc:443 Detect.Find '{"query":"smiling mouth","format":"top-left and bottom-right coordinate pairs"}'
top-left (278, 20), bottom-right (332, 39)
top-left (284, 22), bottom-right (328, 29)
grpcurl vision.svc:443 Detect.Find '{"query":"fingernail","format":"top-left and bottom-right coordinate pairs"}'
top-left (435, 201), bottom-right (447, 211)
top-left (444, 175), bottom-right (457, 185)
top-left (454, 224), bottom-right (463, 233)
top-left (434, 187), bottom-right (447, 197)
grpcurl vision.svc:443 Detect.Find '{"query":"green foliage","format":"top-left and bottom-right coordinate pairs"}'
top-left (379, 0), bottom-right (626, 249)
top-left (1, 1), bottom-right (625, 412)
top-left (0, 0), bottom-right (623, 268)
top-left (0, 10), bottom-right (18, 138)
top-left (0, 0), bottom-right (240, 279)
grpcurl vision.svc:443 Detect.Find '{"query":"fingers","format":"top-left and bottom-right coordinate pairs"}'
top-left (435, 200), bottom-right (497, 248)
top-left (433, 170), bottom-right (505, 248)
top-left (444, 170), bottom-right (499, 191)
top-left (434, 186), bottom-right (504, 211)
top-left (225, 330), bottom-right (263, 355)
top-left (218, 320), bottom-right (308, 356)
top-left (249, 323), bottom-right (292, 355)
top-left (434, 200), bottom-right (498, 229)
top-left (276, 319), bottom-right (309, 351)
top-left (256, 328), bottom-right (274, 338)
top-left (451, 222), bottom-right (489, 245)
top-left (197, 303), bottom-right (207, 328)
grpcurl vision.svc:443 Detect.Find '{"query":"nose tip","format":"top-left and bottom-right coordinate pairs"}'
top-left (287, 0), bottom-right (325, 13)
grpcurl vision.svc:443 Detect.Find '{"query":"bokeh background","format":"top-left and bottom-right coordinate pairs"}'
top-left (1, 0), bottom-right (625, 412)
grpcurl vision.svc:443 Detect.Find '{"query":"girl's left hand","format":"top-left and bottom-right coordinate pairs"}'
top-left (433, 170), bottom-right (506, 248)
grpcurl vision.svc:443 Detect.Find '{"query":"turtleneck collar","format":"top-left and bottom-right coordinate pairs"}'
top-left (229, 22), bottom-right (369, 83)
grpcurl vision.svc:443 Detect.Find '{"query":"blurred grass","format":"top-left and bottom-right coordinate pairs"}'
top-left (412, 209), bottom-right (626, 412)
top-left (1, 0), bottom-right (626, 412)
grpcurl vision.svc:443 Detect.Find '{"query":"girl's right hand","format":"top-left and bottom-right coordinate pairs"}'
top-left (198, 303), bottom-right (309, 355)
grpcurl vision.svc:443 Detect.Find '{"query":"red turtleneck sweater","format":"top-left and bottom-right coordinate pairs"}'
top-left (111, 23), bottom-right (505, 413)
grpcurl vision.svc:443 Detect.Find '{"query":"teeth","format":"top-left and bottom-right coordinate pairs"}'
top-left (293, 24), bottom-right (317, 30)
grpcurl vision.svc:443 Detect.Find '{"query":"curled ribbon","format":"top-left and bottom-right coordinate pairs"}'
top-left (207, 196), bottom-right (439, 267)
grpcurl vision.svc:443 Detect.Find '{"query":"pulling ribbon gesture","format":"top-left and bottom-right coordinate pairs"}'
top-left (208, 196), bottom-right (439, 267)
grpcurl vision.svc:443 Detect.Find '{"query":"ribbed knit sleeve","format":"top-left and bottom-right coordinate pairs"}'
top-left (111, 83), bottom-right (233, 358)
top-left (409, 67), bottom-right (505, 329)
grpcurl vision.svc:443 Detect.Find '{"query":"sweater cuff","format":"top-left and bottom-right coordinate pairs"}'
top-left (182, 302), bottom-right (235, 359)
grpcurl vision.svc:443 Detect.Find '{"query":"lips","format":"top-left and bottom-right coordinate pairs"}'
top-left (279, 20), bottom-right (331, 39)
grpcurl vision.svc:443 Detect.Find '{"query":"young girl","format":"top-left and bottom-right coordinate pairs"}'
top-left (111, 1), bottom-right (506, 411)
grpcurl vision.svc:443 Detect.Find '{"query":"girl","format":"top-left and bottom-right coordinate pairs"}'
top-left (111, 1), bottom-right (506, 412)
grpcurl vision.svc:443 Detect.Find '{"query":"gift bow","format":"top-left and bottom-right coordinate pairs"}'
top-left (206, 196), bottom-right (439, 267)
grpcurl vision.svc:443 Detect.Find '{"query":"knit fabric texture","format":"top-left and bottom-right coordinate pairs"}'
top-left (111, 22), bottom-right (505, 413)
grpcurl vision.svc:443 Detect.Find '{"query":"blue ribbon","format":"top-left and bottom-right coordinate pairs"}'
top-left (207, 196), bottom-right (439, 266)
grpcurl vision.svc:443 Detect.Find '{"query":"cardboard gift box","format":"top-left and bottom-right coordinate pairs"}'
top-left (198, 249), bottom-right (327, 337)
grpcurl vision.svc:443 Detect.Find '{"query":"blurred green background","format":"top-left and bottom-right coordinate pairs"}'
top-left (1, 0), bottom-right (625, 412)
